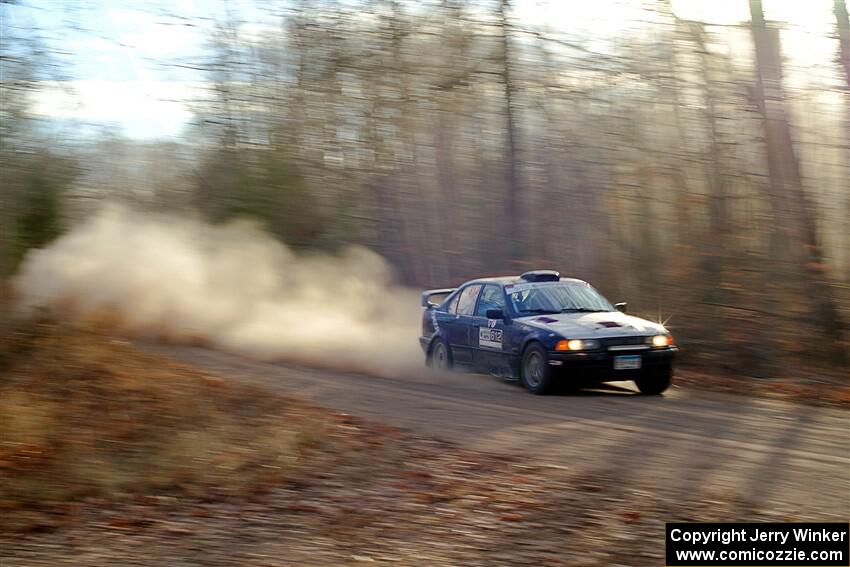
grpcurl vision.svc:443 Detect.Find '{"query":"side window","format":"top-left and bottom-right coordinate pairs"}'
top-left (447, 292), bottom-right (461, 314)
top-left (456, 284), bottom-right (482, 316)
top-left (475, 285), bottom-right (506, 317)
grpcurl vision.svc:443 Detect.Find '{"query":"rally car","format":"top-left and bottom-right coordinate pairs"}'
top-left (419, 270), bottom-right (677, 395)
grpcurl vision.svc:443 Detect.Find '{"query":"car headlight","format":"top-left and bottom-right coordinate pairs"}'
top-left (555, 339), bottom-right (600, 351)
top-left (650, 334), bottom-right (674, 348)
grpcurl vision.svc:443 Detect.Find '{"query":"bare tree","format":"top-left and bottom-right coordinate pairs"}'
top-left (498, 0), bottom-right (522, 269)
top-left (836, 0), bottom-right (850, 88)
top-left (749, 0), bottom-right (846, 361)
top-left (835, 0), bottom-right (850, 283)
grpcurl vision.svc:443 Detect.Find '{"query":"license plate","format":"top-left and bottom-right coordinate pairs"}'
top-left (614, 355), bottom-right (641, 370)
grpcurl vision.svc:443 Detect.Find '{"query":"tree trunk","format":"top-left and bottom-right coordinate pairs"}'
top-left (687, 22), bottom-right (730, 304)
top-left (498, 0), bottom-right (522, 270)
top-left (834, 0), bottom-right (850, 284)
top-left (749, 0), bottom-right (847, 362)
top-left (836, 0), bottom-right (850, 88)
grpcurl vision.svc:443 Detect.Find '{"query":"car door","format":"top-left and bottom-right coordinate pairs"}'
top-left (443, 284), bottom-right (481, 367)
top-left (471, 284), bottom-right (510, 373)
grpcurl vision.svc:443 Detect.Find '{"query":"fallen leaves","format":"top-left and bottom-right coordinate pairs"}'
top-left (0, 321), bottom-right (834, 566)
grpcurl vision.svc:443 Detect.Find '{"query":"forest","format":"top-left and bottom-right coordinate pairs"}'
top-left (2, 0), bottom-right (848, 377)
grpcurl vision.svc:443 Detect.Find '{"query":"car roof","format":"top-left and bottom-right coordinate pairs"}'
top-left (464, 276), bottom-right (587, 287)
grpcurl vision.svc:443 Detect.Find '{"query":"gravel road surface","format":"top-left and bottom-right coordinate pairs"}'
top-left (145, 344), bottom-right (850, 519)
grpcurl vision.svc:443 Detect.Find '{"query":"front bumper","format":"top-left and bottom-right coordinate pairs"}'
top-left (547, 346), bottom-right (677, 381)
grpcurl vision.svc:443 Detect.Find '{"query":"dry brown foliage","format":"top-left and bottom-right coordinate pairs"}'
top-left (0, 319), bottom-right (335, 532)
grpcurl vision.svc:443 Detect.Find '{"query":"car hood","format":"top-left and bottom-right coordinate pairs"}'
top-left (517, 310), bottom-right (667, 338)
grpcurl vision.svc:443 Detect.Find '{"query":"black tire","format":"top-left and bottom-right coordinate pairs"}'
top-left (429, 338), bottom-right (452, 371)
top-left (520, 343), bottom-right (554, 395)
top-left (635, 364), bottom-right (672, 395)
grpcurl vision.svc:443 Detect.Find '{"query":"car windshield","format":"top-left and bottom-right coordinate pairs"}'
top-left (508, 282), bottom-right (614, 315)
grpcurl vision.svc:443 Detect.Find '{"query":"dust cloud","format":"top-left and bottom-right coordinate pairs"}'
top-left (12, 206), bottom-right (425, 377)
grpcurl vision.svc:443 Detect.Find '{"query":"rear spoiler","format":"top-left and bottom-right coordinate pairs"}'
top-left (421, 288), bottom-right (456, 308)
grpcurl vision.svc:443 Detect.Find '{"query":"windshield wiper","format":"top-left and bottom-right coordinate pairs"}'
top-left (560, 308), bottom-right (608, 313)
top-left (518, 308), bottom-right (559, 314)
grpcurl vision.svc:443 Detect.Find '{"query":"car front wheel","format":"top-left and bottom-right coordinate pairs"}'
top-left (634, 363), bottom-right (672, 395)
top-left (520, 343), bottom-right (553, 395)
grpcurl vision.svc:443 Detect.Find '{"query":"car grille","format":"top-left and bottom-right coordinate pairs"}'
top-left (601, 336), bottom-right (648, 348)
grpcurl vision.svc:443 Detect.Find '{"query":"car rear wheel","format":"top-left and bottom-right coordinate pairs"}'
top-left (429, 338), bottom-right (452, 371)
top-left (521, 343), bottom-right (553, 395)
top-left (635, 364), bottom-right (672, 395)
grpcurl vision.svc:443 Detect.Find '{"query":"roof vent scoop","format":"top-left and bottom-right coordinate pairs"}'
top-left (520, 270), bottom-right (560, 282)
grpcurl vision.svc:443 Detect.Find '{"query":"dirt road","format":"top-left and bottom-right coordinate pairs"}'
top-left (147, 344), bottom-right (850, 519)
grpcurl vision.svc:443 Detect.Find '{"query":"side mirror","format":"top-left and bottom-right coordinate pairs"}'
top-left (614, 302), bottom-right (627, 313)
top-left (485, 308), bottom-right (505, 320)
